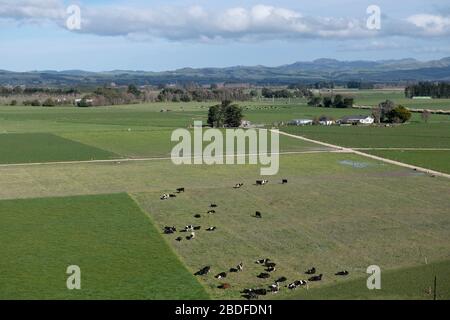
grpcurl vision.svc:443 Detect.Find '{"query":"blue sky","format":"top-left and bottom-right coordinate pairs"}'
top-left (0, 0), bottom-right (449, 71)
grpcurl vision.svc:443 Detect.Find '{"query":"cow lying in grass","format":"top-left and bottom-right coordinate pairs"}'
top-left (163, 226), bottom-right (177, 234)
top-left (234, 183), bottom-right (244, 189)
top-left (308, 274), bottom-right (323, 282)
top-left (176, 188), bottom-right (185, 193)
top-left (335, 270), bottom-right (349, 276)
top-left (288, 280), bottom-right (308, 290)
top-left (305, 267), bottom-right (316, 275)
top-left (256, 180), bottom-right (269, 186)
top-left (194, 266), bottom-right (210, 276)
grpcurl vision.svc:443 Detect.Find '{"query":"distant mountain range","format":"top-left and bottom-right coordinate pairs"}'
top-left (1, 57), bottom-right (450, 87)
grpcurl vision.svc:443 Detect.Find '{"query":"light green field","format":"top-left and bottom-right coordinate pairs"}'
top-left (0, 193), bottom-right (208, 299)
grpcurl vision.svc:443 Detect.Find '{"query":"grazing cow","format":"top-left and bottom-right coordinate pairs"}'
top-left (308, 274), bottom-right (323, 282)
top-left (206, 227), bottom-right (217, 232)
top-left (163, 226), bottom-right (176, 234)
top-left (175, 237), bottom-right (183, 242)
top-left (255, 258), bottom-right (271, 265)
top-left (229, 267), bottom-right (239, 273)
top-left (288, 280), bottom-right (307, 290)
top-left (184, 225), bottom-right (194, 232)
top-left (269, 283), bottom-right (280, 293)
top-left (258, 273), bottom-right (271, 279)
top-left (276, 277), bottom-right (287, 283)
top-left (215, 272), bottom-right (227, 279)
top-left (193, 226), bottom-right (201, 231)
top-left (256, 180), bottom-right (268, 186)
top-left (282, 179), bottom-right (288, 184)
top-left (169, 194), bottom-right (177, 198)
top-left (194, 214), bottom-right (202, 218)
top-left (234, 183), bottom-right (244, 189)
top-left (305, 267), bottom-right (316, 275)
top-left (255, 211), bottom-right (262, 219)
top-left (186, 232), bottom-right (196, 240)
top-left (194, 266), bottom-right (211, 276)
top-left (160, 193), bottom-right (170, 200)
top-left (176, 188), bottom-right (185, 193)
top-left (265, 262), bottom-right (276, 268)
top-left (266, 266), bottom-right (276, 273)
top-left (210, 204), bottom-right (218, 208)
top-left (237, 262), bottom-right (244, 272)
top-left (335, 270), bottom-right (349, 276)
top-left (207, 210), bottom-right (216, 214)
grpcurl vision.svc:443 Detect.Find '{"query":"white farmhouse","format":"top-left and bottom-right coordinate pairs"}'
top-left (289, 119), bottom-right (313, 126)
top-left (338, 115), bottom-right (374, 125)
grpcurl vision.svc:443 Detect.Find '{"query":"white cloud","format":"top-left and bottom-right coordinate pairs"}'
top-left (407, 14), bottom-right (450, 36)
top-left (0, 1), bottom-right (449, 41)
top-left (0, 0), bottom-right (64, 20)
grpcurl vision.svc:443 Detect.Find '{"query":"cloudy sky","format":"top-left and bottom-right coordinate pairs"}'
top-left (1, 0), bottom-right (449, 71)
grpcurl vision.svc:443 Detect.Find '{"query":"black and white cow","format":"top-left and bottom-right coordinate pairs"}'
top-left (160, 193), bottom-right (170, 200)
top-left (194, 266), bottom-right (210, 276)
top-left (335, 270), bottom-right (349, 276)
top-left (215, 272), bottom-right (227, 279)
top-left (282, 179), bottom-right (288, 184)
top-left (255, 258), bottom-right (271, 265)
top-left (256, 180), bottom-right (269, 186)
top-left (255, 211), bottom-right (262, 219)
top-left (176, 188), bottom-right (185, 193)
top-left (206, 227), bottom-right (217, 232)
top-left (163, 226), bottom-right (177, 234)
top-left (234, 183), bottom-right (244, 189)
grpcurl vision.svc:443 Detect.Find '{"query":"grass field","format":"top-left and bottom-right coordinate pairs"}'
top-left (0, 133), bottom-right (118, 164)
top-left (0, 193), bottom-right (208, 299)
top-left (282, 123), bottom-right (450, 173)
top-left (0, 99), bottom-right (449, 300)
top-left (284, 260), bottom-right (450, 300)
top-left (0, 153), bottom-right (448, 300)
top-left (364, 150), bottom-right (450, 174)
top-left (336, 89), bottom-right (450, 110)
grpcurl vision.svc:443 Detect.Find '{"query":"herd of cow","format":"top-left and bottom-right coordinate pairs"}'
top-left (160, 179), bottom-right (349, 299)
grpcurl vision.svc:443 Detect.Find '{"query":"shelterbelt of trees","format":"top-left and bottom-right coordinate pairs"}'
top-left (405, 82), bottom-right (450, 98)
top-left (0, 84), bottom-right (254, 107)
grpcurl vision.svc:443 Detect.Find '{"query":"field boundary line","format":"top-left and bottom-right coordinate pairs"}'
top-left (0, 150), bottom-right (347, 168)
top-left (354, 148), bottom-right (450, 151)
top-left (274, 130), bottom-right (450, 179)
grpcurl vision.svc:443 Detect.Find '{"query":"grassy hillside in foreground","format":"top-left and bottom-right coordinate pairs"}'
top-left (0, 193), bottom-right (208, 299)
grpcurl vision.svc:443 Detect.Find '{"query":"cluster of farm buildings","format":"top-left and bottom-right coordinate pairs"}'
top-left (288, 115), bottom-right (375, 126)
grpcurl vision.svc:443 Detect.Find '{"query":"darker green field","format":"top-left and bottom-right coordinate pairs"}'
top-left (365, 150), bottom-right (450, 174)
top-left (0, 193), bottom-right (208, 299)
top-left (282, 123), bottom-right (450, 149)
top-left (0, 133), bottom-right (118, 164)
top-left (285, 260), bottom-right (450, 300)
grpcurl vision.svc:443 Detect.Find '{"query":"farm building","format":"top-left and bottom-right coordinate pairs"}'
top-left (289, 119), bottom-right (313, 126)
top-left (337, 115), bottom-right (374, 125)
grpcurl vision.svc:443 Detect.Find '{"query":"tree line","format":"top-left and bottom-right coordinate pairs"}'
top-left (405, 82), bottom-right (450, 98)
top-left (307, 95), bottom-right (354, 108)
